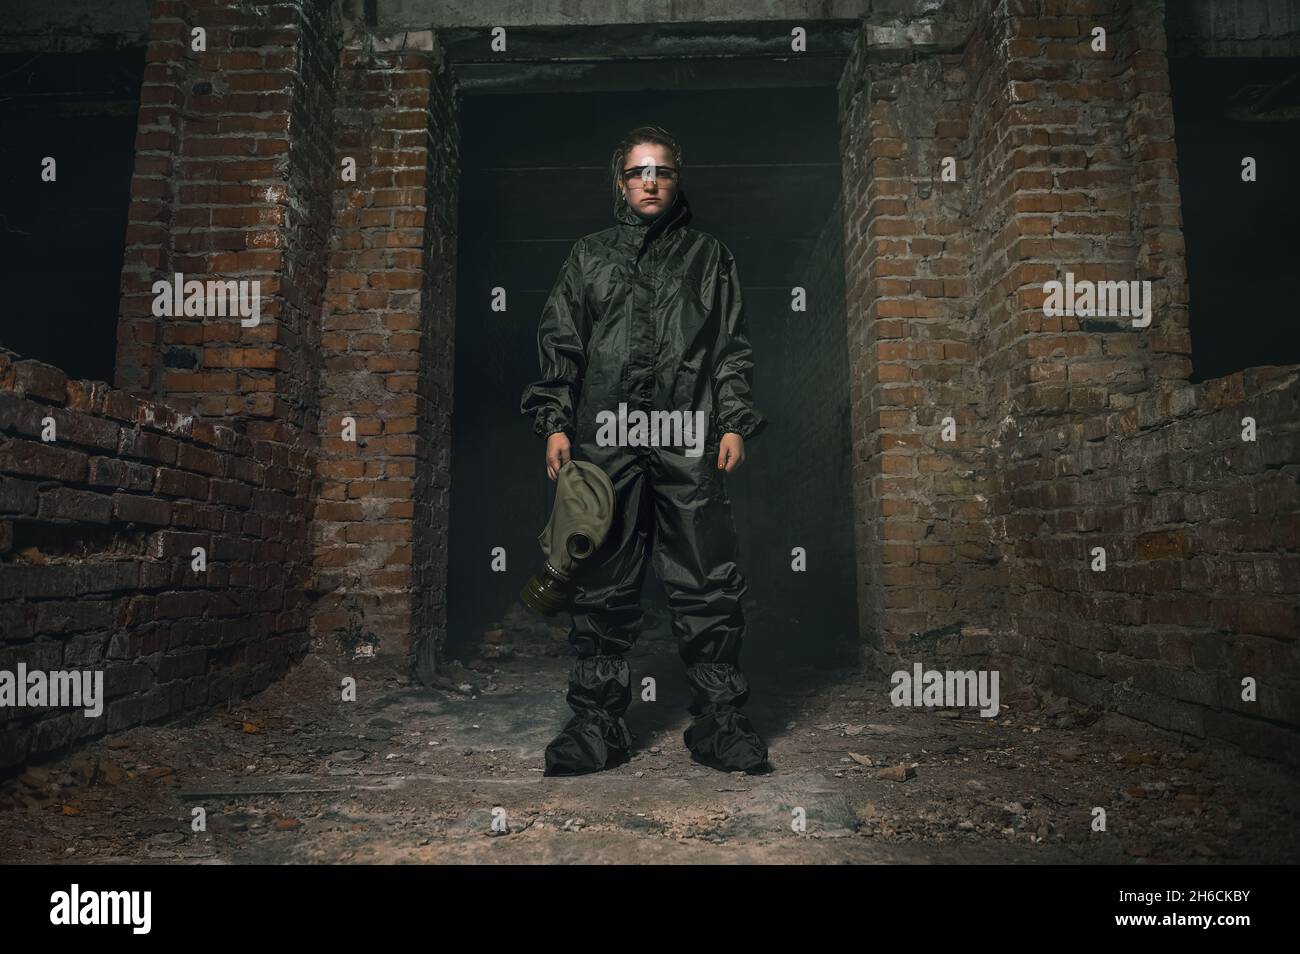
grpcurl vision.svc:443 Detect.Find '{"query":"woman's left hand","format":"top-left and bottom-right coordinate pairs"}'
top-left (717, 432), bottom-right (745, 473)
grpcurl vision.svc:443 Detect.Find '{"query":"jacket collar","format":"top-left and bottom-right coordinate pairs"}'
top-left (616, 189), bottom-right (692, 259)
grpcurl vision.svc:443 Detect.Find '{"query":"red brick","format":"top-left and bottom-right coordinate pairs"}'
top-left (113, 493), bottom-right (173, 526)
top-left (38, 487), bottom-right (113, 524)
top-left (0, 440), bottom-right (89, 483)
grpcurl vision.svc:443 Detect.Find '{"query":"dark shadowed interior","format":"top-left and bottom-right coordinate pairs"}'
top-left (0, 51), bottom-right (143, 384)
top-left (1169, 56), bottom-right (1300, 382)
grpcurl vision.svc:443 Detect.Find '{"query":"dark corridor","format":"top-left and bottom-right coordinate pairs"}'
top-left (447, 86), bottom-right (857, 668)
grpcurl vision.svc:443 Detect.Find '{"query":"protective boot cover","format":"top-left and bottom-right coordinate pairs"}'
top-left (539, 459), bottom-right (615, 579)
top-left (544, 654), bottom-right (634, 776)
top-left (682, 662), bottom-right (769, 773)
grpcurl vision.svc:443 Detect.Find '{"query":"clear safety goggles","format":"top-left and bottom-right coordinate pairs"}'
top-left (621, 163), bottom-right (679, 186)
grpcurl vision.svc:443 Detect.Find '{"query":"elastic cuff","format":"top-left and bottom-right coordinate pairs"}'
top-left (717, 418), bottom-right (765, 442)
top-left (684, 661), bottom-right (751, 712)
top-left (567, 654), bottom-right (631, 713)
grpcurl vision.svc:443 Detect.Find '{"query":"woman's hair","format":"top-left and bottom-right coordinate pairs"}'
top-left (609, 125), bottom-right (684, 211)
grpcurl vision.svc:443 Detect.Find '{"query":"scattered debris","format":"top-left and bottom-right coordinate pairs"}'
top-left (0, 643), bottom-right (1293, 864)
top-left (877, 764), bottom-right (918, 782)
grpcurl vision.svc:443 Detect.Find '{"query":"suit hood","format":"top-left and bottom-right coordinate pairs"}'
top-left (615, 188), bottom-right (693, 257)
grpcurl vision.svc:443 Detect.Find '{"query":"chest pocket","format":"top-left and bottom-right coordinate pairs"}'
top-left (656, 262), bottom-right (709, 308)
top-left (587, 259), bottom-right (631, 319)
top-left (656, 263), bottom-right (713, 352)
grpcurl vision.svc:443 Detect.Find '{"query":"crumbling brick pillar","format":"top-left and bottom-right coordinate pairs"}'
top-left (311, 32), bottom-right (459, 668)
top-left (838, 31), bottom-right (1003, 670)
top-left (115, 0), bottom-right (341, 446)
top-left (980, 0), bottom-right (1189, 437)
top-left (977, 0), bottom-right (1197, 671)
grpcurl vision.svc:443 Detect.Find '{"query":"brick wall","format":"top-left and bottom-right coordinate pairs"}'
top-left (1, 351), bottom-right (313, 770)
top-left (987, 0), bottom-right (1295, 762)
top-left (1, 7), bottom-right (465, 773)
top-left (994, 366), bottom-right (1300, 760)
top-left (115, 0), bottom-right (341, 445)
top-left (837, 29), bottom-right (1002, 669)
top-left (3, 0), bottom-right (1295, 771)
top-left (837, 0), bottom-right (1298, 762)
top-left (2, 0), bottom-right (341, 773)
top-left (311, 32), bottom-right (459, 666)
top-left (976, 0), bottom-right (1288, 761)
top-left (975, 0), bottom-right (1189, 423)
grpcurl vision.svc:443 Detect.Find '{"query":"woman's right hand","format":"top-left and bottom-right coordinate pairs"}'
top-left (546, 432), bottom-right (572, 481)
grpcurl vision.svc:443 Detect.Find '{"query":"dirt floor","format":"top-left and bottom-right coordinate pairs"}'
top-left (2, 602), bottom-right (1298, 864)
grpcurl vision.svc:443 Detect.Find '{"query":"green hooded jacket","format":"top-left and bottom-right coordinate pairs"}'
top-left (520, 188), bottom-right (766, 448)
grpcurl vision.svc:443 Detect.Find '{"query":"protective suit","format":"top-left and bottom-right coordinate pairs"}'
top-left (520, 188), bottom-right (769, 776)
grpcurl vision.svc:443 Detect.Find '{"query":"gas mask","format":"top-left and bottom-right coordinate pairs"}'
top-left (520, 459), bottom-right (616, 616)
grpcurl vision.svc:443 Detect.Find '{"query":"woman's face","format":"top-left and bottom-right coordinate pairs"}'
top-left (620, 141), bottom-right (679, 219)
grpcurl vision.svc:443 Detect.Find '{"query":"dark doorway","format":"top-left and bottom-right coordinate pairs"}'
top-left (447, 85), bottom-right (856, 668)
top-left (1169, 56), bottom-right (1300, 382)
top-left (0, 50), bottom-right (144, 383)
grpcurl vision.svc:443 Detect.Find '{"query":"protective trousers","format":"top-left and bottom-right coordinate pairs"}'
top-left (543, 437), bottom-right (768, 776)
